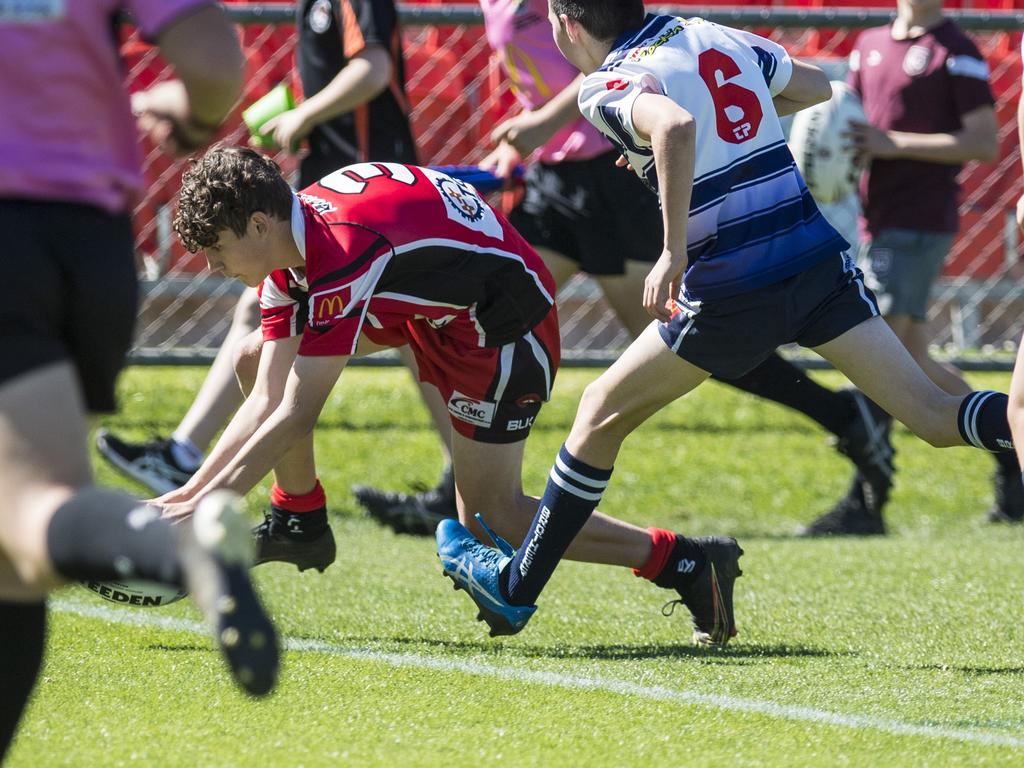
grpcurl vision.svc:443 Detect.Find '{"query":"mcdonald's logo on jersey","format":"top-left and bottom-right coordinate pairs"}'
top-left (314, 293), bottom-right (345, 323)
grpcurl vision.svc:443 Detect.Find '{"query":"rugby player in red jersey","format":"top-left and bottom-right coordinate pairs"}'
top-left (155, 146), bottom-right (741, 640)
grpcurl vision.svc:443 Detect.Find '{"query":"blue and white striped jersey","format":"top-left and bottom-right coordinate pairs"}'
top-left (579, 14), bottom-right (849, 301)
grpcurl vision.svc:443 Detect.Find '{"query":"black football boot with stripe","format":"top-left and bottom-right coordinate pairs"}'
top-left (353, 466), bottom-right (456, 536)
top-left (252, 508), bottom-right (336, 573)
top-left (801, 389), bottom-right (893, 537)
top-left (656, 535), bottom-right (744, 647)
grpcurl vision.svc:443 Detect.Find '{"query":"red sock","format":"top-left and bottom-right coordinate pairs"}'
top-left (271, 480), bottom-right (326, 513)
top-left (632, 527), bottom-right (676, 580)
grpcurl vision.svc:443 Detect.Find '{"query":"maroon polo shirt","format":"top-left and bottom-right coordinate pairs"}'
top-left (848, 19), bottom-right (994, 236)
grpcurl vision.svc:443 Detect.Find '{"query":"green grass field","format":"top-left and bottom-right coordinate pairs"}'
top-left (8, 365), bottom-right (1024, 767)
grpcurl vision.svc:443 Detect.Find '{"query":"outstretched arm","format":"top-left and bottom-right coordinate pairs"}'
top-left (630, 92), bottom-right (695, 321)
top-left (156, 335), bottom-right (300, 504)
top-left (160, 353), bottom-right (349, 520)
top-left (847, 105), bottom-right (997, 165)
top-left (197, 353), bottom-right (349, 497)
top-left (134, 5), bottom-right (245, 155)
top-left (490, 73), bottom-right (586, 157)
top-left (260, 45), bottom-right (392, 153)
top-left (773, 59), bottom-right (832, 116)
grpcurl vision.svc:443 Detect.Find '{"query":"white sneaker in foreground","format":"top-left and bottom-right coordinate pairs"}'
top-left (178, 491), bottom-right (279, 696)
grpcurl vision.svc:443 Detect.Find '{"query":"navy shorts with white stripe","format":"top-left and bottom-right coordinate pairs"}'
top-left (660, 252), bottom-right (879, 380)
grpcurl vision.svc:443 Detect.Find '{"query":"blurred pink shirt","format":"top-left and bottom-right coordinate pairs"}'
top-left (480, 0), bottom-right (609, 164)
top-left (0, 0), bottom-right (211, 213)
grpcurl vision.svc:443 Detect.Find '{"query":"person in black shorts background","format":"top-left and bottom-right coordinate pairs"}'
top-left (0, 2), bottom-right (279, 760)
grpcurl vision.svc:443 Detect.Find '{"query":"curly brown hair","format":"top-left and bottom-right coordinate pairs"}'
top-left (173, 145), bottom-right (293, 253)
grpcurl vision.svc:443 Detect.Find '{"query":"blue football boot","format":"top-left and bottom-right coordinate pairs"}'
top-left (436, 515), bottom-right (537, 637)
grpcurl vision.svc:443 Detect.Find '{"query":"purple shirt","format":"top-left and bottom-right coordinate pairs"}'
top-left (0, 0), bottom-right (211, 213)
top-left (480, 0), bottom-right (609, 163)
top-left (848, 20), bottom-right (994, 236)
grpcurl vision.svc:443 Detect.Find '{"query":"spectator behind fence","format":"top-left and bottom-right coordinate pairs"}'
top-left (801, 0), bottom-right (1014, 534)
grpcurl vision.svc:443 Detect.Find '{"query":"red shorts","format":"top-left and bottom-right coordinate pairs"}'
top-left (365, 307), bottom-right (560, 443)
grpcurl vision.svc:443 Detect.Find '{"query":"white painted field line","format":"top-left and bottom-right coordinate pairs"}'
top-left (52, 598), bottom-right (1023, 750)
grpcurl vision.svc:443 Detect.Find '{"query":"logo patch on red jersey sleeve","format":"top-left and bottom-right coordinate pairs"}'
top-left (310, 289), bottom-right (347, 325)
top-left (421, 167), bottom-right (505, 241)
top-left (298, 193), bottom-right (337, 214)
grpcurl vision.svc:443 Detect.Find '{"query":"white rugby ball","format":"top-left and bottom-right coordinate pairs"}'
top-left (788, 81), bottom-right (866, 204)
top-left (80, 579), bottom-right (187, 607)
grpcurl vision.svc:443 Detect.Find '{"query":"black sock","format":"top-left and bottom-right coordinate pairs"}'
top-left (957, 391), bottom-right (1014, 452)
top-left (719, 352), bottom-right (852, 437)
top-left (269, 505), bottom-right (327, 541)
top-left (653, 536), bottom-right (708, 589)
top-left (46, 488), bottom-right (183, 586)
top-left (0, 601), bottom-right (46, 763)
top-left (994, 447), bottom-right (1020, 472)
top-left (503, 444), bottom-right (612, 606)
top-left (437, 464), bottom-right (455, 501)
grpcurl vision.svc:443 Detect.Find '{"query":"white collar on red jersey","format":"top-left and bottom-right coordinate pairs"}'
top-left (290, 193), bottom-right (307, 262)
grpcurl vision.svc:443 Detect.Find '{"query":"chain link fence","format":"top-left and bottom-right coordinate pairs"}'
top-left (125, 4), bottom-right (1024, 367)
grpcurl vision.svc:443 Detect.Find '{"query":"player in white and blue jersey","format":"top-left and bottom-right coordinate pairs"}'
top-left (583, 17), bottom-right (848, 307)
top-left (435, 0), bottom-right (1018, 644)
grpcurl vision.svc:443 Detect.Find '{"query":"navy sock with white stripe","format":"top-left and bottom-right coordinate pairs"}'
top-left (957, 391), bottom-right (1014, 452)
top-left (503, 444), bottom-right (612, 607)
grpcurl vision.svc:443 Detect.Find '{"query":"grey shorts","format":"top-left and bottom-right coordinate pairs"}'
top-left (858, 228), bottom-right (954, 321)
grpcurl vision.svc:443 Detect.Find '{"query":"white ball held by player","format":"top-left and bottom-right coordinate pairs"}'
top-left (788, 81), bottom-right (866, 204)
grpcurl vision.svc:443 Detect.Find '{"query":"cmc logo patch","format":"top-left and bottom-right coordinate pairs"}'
top-left (447, 391), bottom-right (496, 428)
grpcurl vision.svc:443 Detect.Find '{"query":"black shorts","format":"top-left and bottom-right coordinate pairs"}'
top-left (0, 200), bottom-right (137, 412)
top-left (509, 150), bottom-right (662, 275)
top-left (660, 253), bottom-right (880, 379)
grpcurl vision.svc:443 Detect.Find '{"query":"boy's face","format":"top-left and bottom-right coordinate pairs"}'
top-left (547, 1), bottom-right (583, 71)
top-left (204, 220), bottom-right (267, 288)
